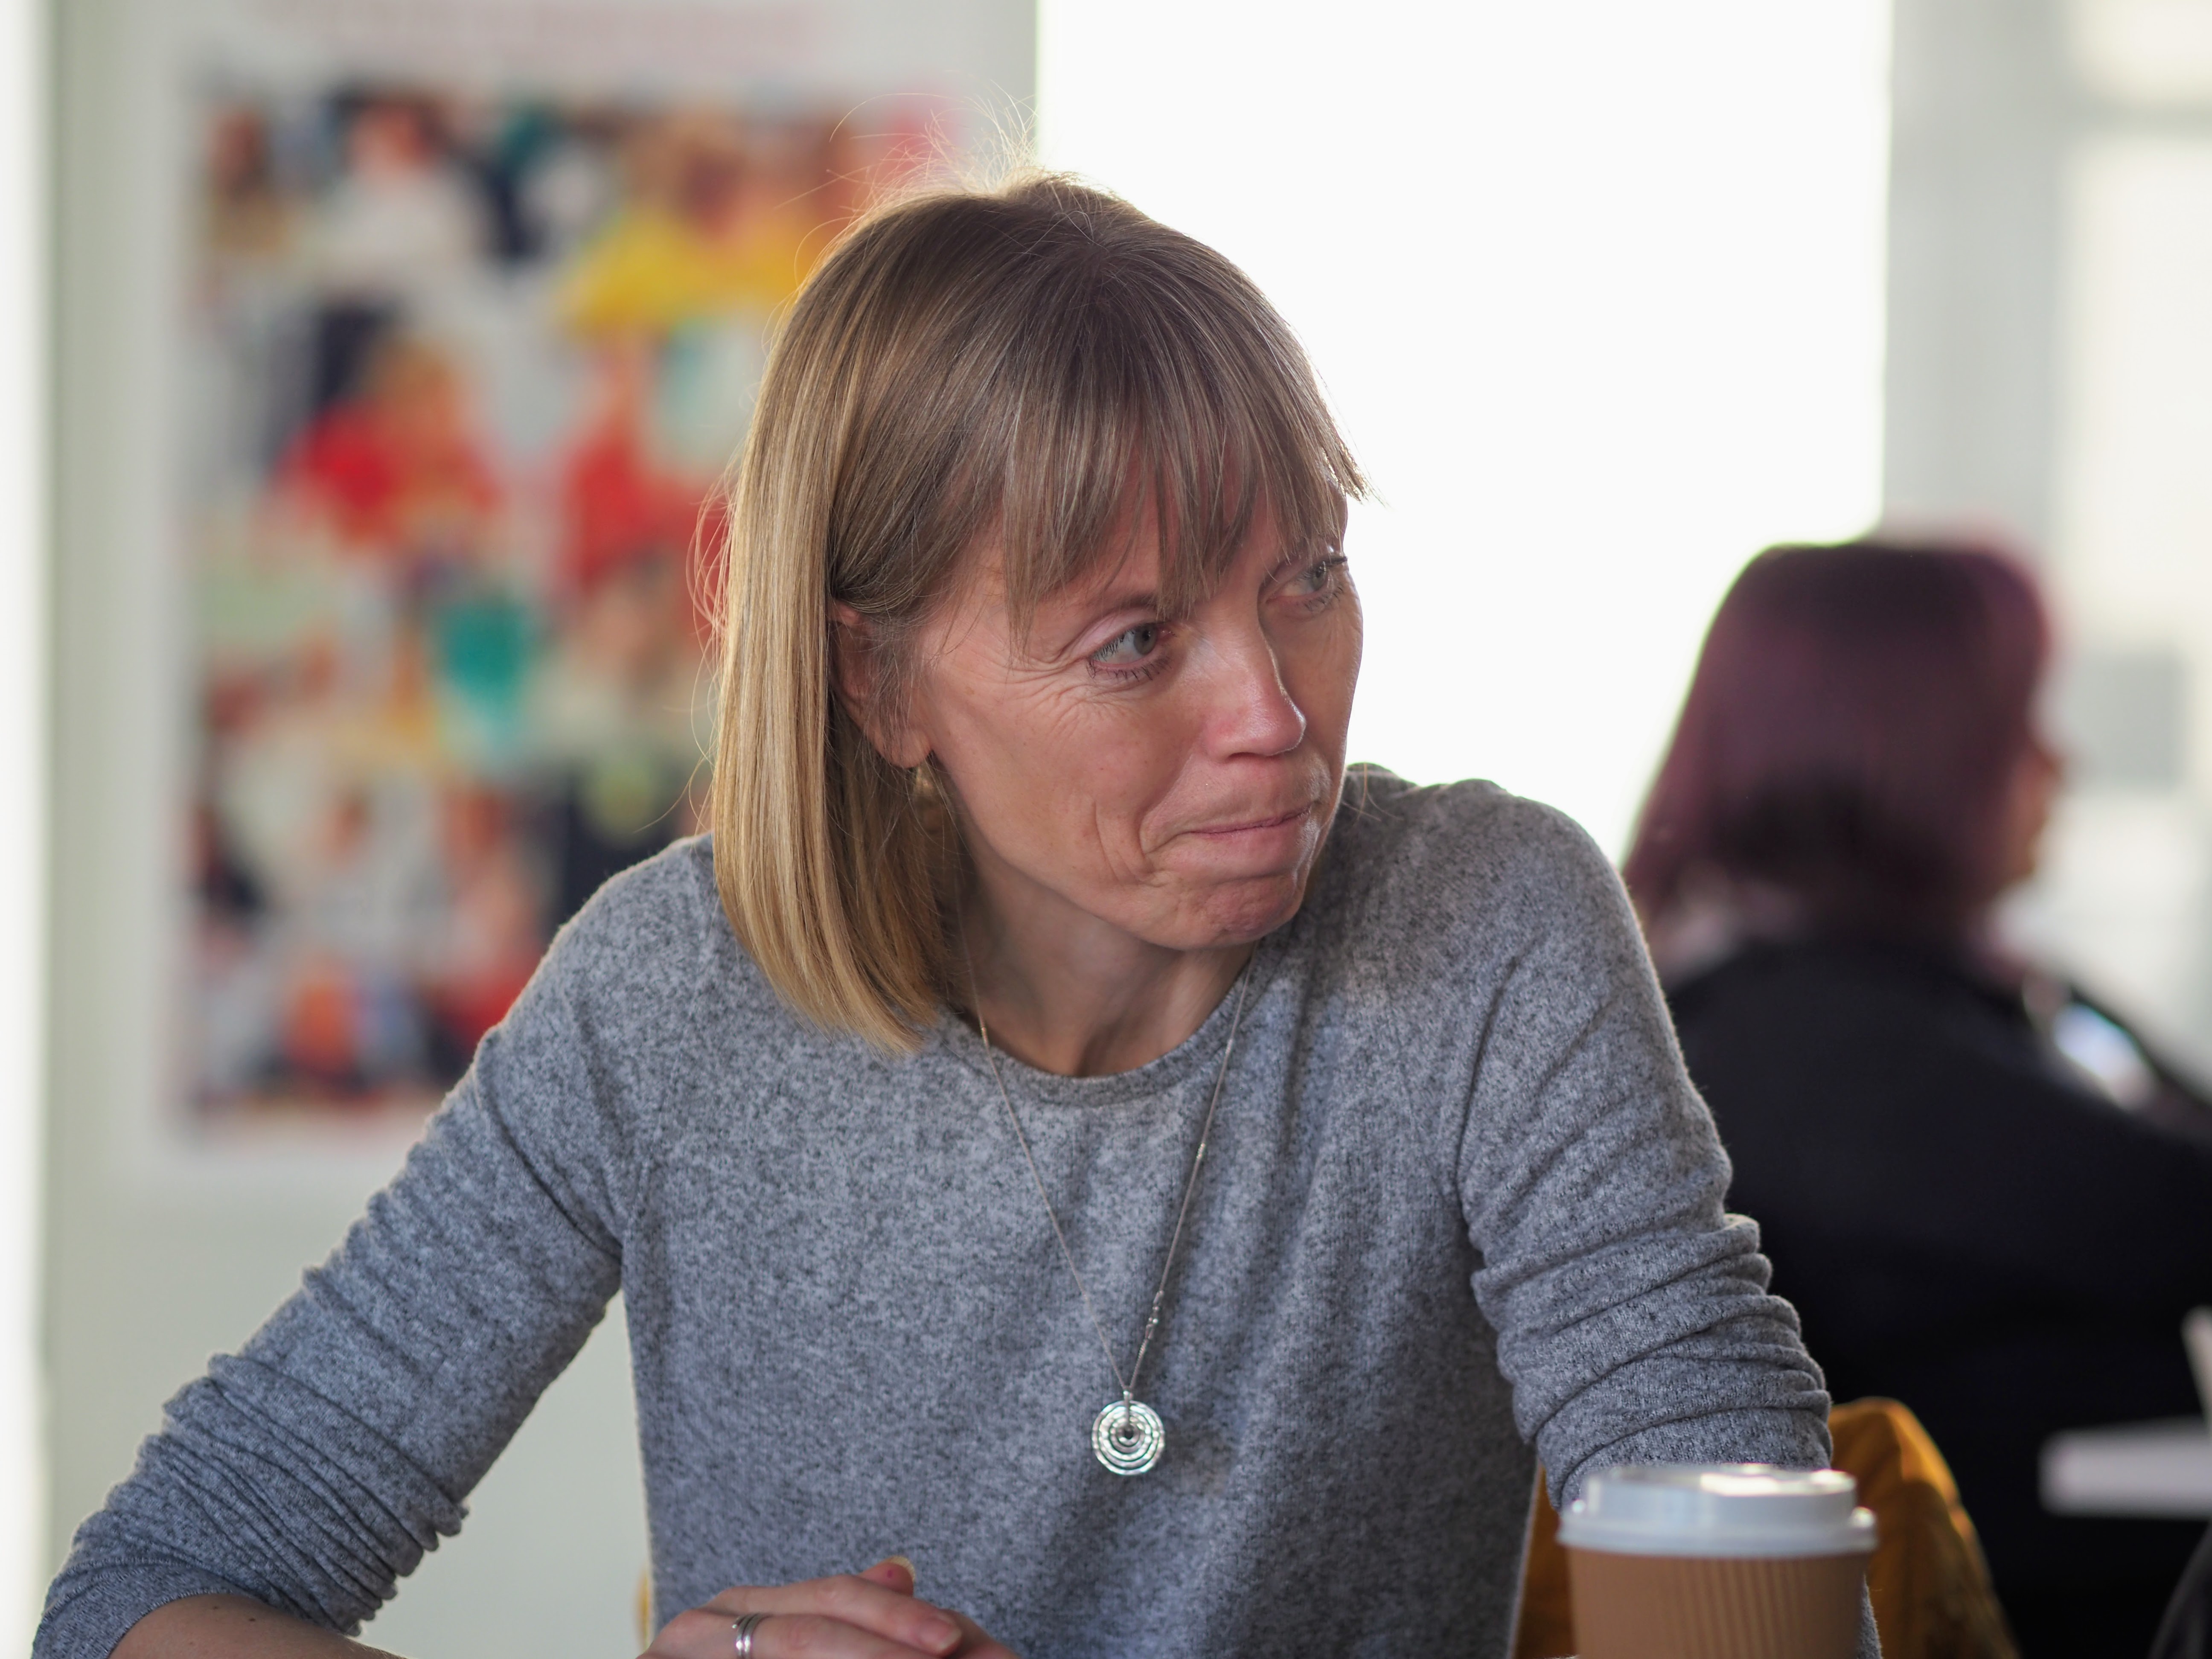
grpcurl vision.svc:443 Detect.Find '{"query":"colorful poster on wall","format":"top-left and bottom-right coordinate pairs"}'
top-left (181, 73), bottom-right (940, 1129)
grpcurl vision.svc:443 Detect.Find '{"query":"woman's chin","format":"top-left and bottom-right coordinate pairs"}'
top-left (1153, 869), bottom-right (1313, 951)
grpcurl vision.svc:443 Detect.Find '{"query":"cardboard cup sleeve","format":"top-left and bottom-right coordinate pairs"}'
top-left (1559, 1464), bottom-right (1876, 1659)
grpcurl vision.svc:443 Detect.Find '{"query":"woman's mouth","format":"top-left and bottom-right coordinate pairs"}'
top-left (1187, 805), bottom-right (1311, 839)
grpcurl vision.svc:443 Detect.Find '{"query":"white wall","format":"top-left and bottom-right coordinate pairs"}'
top-left (1039, 0), bottom-right (1893, 853)
top-left (1, 0), bottom-right (47, 1646)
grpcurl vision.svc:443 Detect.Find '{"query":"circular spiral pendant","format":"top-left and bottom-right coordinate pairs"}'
top-left (1091, 1398), bottom-right (1165, 1476)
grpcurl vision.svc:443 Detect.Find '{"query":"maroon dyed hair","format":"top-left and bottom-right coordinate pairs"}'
top-left (1623, 539), bottom-right (2051, 942)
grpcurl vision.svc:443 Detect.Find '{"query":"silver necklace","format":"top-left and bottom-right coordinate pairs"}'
top-left (967, 953), bottom-right (1253, 1477)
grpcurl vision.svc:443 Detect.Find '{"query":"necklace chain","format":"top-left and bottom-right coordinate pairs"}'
top-left (967, 951), bottom-right (1253, 1409)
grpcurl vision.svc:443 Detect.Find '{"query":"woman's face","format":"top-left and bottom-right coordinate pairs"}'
top-left (2000, 728), bottom-right (2064, 889)
top-left (877, 504), bottom-right (1362, 953)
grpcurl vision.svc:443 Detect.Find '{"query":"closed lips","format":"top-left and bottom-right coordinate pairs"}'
top-left (1191, 807), bottom-right (1309, 836)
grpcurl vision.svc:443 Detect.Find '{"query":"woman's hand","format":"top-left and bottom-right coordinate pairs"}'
top-left (642, 1557), bottom-right (1017, 1659)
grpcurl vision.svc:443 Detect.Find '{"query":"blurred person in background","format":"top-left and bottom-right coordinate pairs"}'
top-left (1624, 539), bottom-right (2212, 1656)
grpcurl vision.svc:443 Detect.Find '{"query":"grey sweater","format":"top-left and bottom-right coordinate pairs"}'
top-left (41, 773), bottom-right (1857, 1659)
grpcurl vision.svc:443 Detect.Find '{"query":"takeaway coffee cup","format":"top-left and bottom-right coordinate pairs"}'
top-left (1558, 1464), bottom-right (1875, 1659)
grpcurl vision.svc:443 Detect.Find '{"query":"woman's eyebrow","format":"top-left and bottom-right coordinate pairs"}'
top-left (1055, 580), bottom-right (1161, 625)
top-left (1090, 585), bottom-right (1161, 614)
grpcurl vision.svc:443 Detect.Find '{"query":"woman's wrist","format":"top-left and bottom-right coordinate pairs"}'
top-left (113, 1595), bottom-right (403, 1659)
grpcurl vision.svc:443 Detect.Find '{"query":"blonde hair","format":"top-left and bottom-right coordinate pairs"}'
top-left (709, 173), bottom-right (1364, 1051)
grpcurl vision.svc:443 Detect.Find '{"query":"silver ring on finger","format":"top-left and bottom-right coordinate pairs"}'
top-left (731, 1612), bottom-right (769, 1656)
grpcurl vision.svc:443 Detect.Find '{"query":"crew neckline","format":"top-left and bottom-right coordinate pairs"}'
top-left (929, 917), bottom-right (1297, 1111)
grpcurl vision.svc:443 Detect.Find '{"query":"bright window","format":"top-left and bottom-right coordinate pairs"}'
top-left (1039, 0), bottom-right (1893, 852)
top-left (2022, 70), bottom-right (2212, 1072)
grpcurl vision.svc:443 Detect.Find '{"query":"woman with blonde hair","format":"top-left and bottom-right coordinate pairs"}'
top-left (44, 176), bottom-right (1861, 1659)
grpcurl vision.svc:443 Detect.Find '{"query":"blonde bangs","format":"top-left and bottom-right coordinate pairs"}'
top-left (984, 257), bottom-right (1363, 631)
top-left (710, 172), bottom-right (1363, 1051)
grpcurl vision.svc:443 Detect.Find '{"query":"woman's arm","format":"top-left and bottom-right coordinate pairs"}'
top-left (1420, 806), bottom-right (1874, 1657)
top-left (112, 1563), bottom-right (1020, 1659)
top-left (113, 1598), bottom-right (401, 1659)
top-left (1424, 804), bottom-right (1834, 1496)
top-left (36, 861), bottom-right (696, 1659)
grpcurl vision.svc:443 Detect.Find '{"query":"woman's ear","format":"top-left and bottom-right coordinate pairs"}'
top-left (830, 603), bottom-right (930, 768)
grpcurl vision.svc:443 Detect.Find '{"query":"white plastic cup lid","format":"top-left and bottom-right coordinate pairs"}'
top-left (1557, 1464), bottom-right (1877, 1559)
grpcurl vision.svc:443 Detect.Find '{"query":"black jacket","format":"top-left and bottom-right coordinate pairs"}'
top-left (1670, 938), bottom-right (2212, 1653)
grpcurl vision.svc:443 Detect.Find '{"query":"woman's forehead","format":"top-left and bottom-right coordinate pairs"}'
top-left (993, 490), bottom-right (1314, 621)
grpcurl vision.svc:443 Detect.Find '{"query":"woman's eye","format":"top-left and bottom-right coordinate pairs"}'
top-left (1091, 622), bottom-right (1161, 667)
top-left (1291, 555), bottom-right (1346, 597)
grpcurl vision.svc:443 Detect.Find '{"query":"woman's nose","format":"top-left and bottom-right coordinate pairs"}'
top-left (1205, 629), bottom-right (1307, 757)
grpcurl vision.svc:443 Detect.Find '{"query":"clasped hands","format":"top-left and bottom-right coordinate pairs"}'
top-left (642, 1556), bottom-right (1018, 1659)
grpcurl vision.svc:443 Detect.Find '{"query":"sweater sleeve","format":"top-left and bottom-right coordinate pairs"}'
top-left (35, 856), bottom-right (695, 1659)
top-left (1409, 797), bottom-right (1835, 1503)
top-left (1409, 796), bottom-right (1885, 1649)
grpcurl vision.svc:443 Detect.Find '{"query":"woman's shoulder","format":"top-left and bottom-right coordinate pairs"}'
top-left (550, 834), bottom-right (716, 966)
top-left (1315, 767), bottom-right (1633, 966)
top-left (541, 834), bottom-right (784, 1029)
top-left (1329, 767), bottom-right (1619, 898)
